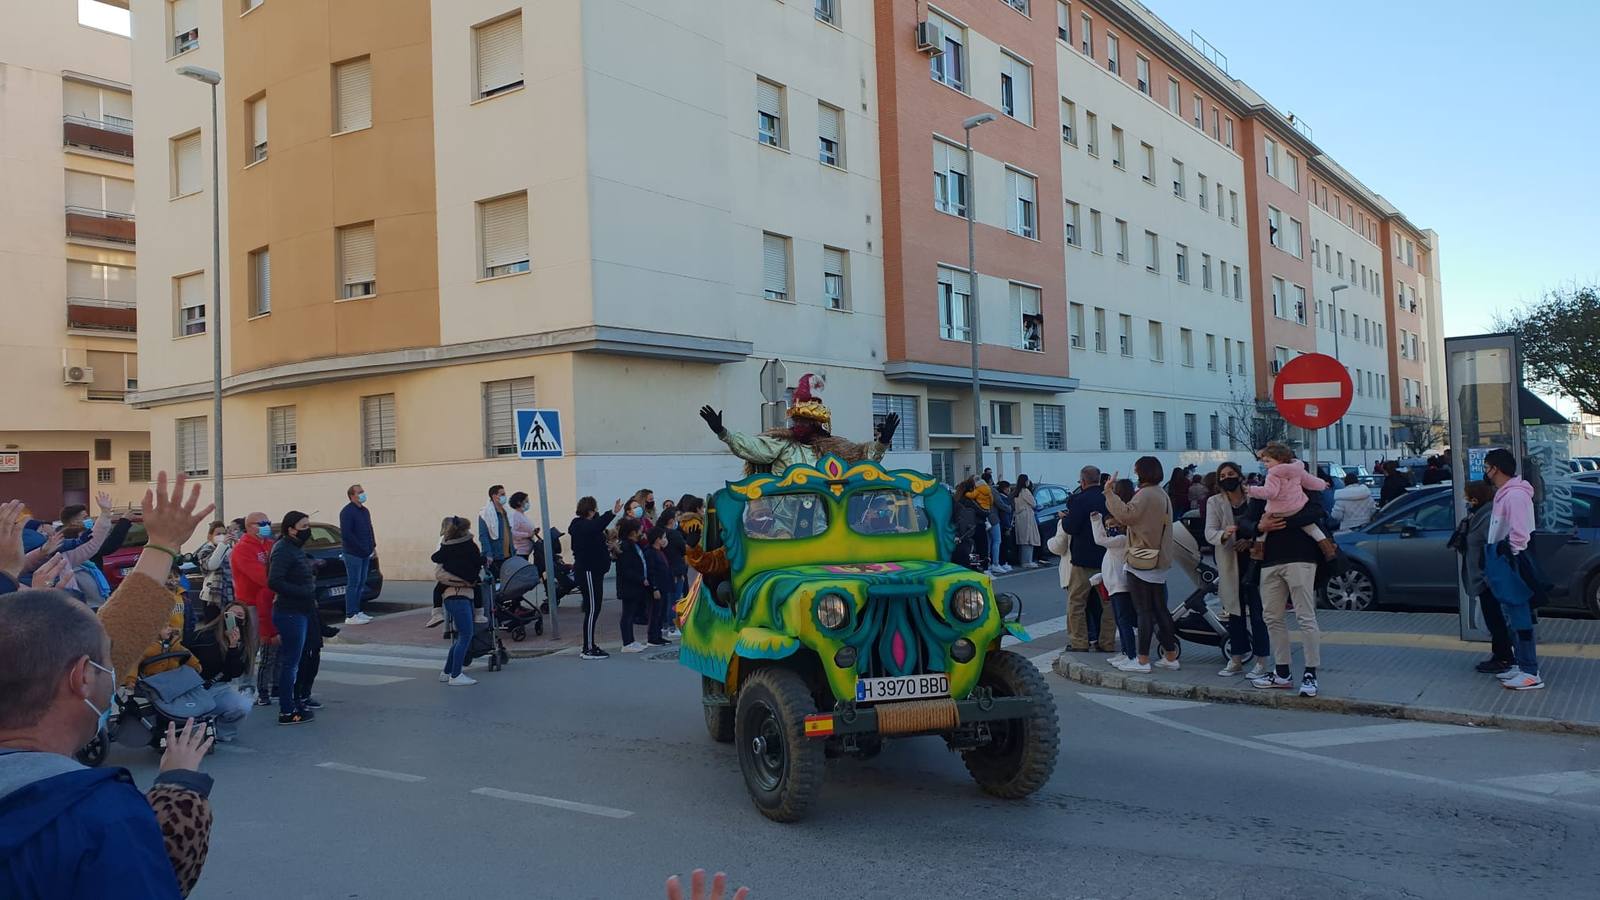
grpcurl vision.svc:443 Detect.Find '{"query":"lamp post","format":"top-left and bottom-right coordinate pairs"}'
top-left (962, 113), bottom-right (996, 476)
top-left (1329, 283), bottom-right (1349, 467)
top-left (177, 65), bottom-right (224, 519)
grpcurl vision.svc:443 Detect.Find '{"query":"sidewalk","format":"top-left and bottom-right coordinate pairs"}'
top-left (1053, 609), bottom-right (1600, 736)
top-left (329, 578), bottom-right (623, 658)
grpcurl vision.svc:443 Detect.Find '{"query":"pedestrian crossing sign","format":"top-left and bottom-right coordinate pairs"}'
top-left (515, 408), bottom-right (564, 459)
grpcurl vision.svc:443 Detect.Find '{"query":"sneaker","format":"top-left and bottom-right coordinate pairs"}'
top-left (665, 627), bottom-right (682, 639)
top-left (621, 642), bottom-right (646, 653)
top-left (1246, 661), bottom-right (1270, 679)
top-left (1000, 564), bottom-right (1014, 572)
top-left (278, 711), bottom-right (313, 725)
top-left (1107, 655), bottom-right (1131, 666)
top-left (344, 614), bottom-right (368, 626)
top-left (473, 612), bottom-right (488, 624)
top-left (1114, 658), bottom-right (1152, 674)
top-left (1298, 674), bottom-right (1319, 698)
top-left (439, 671), bottom-right (451, 683)
top-left (425, 609), bottom-right (445, 628)
top-left (1218, 659), bottom-right (1246, 677)
top-left (646, 639), bottom-right (669, 647)
top-left (1252, 673), bottom-right (1293, 690)
top-left (1495, 667), bottom-right (1525, 682)
top-left (1504, 673), bottom-right (1545, 691)
top-left (579, 647), bottom-right (609, 660)
top-left (1154, 656), bottom-right (1181, 671)
top-left (448, 674), bottom-right (478, 686)
top-left (299, 697), bottom-right (323, 710)
top-left (254, 694), bottom-right (273, 707)
top-left (1476, 658), bottom-right (1514, 674)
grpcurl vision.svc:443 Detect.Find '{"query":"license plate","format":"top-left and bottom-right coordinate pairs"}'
top-left (855, 673), bottom-right (949, 703)
top-left (327, 585), bottom-right (346, 597)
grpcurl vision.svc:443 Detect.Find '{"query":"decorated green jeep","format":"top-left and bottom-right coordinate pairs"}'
top-left (678, 454), bottom-right (1059, 822)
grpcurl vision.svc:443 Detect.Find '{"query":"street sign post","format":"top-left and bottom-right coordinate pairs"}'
top-left (759, 358), bottom-right (787, 402)
top-left (1271, 352), bottom-right (1353, 476)
top-left (515, 408), bottom-right (565, 639)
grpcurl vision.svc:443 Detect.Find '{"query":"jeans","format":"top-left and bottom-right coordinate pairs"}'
top-left (1478, 590), bottom-right (1514, 663)
top-left (1512, 628), bottom-right (1539, 676)
top-left (206, 686), bottom-right (252, 740)
top-left (341, 553), bottom-right (371, 618)
top-left (578, 569), bottom-right (605, 651)
top-left (1128, 577), bottom-right (1177, 660)
top-left (988, 522), bottom-right (1003, 569)
top-left (255, 644), bottom-right (279, 698)
top-left (1108, 592), bottom-right (1138, 659)
top-left (272, 609), bottom-right (314, 715)
top-left (444, 597), bottom-right (473, 677)
top-left (1260, 562), bottom-right (1321, 669)
top-left (1018, 544), bottom-right (1036, 567)
top-left (1225, 580), bottom-right (1271, 661)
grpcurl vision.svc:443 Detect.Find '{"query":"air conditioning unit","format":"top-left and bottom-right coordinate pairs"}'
top-left (915, 21), bottom-right (945, 55)
top-left (64, 365), bottom-right (94, 384)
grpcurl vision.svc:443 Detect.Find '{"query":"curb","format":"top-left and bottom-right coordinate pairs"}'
top-left (1052, 656), bottom-right (1600, 738)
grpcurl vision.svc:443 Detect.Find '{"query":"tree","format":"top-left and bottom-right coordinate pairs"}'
top-left (1391, 407), bottom-right (1447, 458)
top-left (1216, 389), bottom-right (1296, 452)
top-left (1494, 285), bottom-right (1600, 417)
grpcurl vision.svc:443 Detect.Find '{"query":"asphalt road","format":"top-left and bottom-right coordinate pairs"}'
top-left (111, 566), bottom-right (1600, 899)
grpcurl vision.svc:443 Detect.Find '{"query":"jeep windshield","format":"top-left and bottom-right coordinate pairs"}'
top-left (743, 493), bottom-right (829, 540)
top-left (847, 489), bottom-right (929, 536)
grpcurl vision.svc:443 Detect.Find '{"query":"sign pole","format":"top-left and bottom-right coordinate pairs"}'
top-left (535, 458), bottom-right (559, 639)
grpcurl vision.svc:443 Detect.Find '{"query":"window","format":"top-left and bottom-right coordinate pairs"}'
top-left (1285, 152), bottom-right (1300, 191)
top-left (1146, 320), bottom-right (1166, 362)
top-left (1166, 76), bottom-right (1179, 113)
top-left (248, 247), bottom-right (271, 316)
top-left (478, 192), bottom-right (530, 277)
top-left (818, 102), bottom-right (843, 165)
top-left (933, 140), bottom-right (969, 217)
top-left (928, 399), bottom-right (954, 435)
top-left (929, 12), bottom-right (965, 91)
top-left (1123, 409), bottom-right (1138, 449)
top-left (1210, 414), bottom-right (1221, 450)
top-left (1034, 404), bottom-right (1065, 450)
top-left (1198, 174), bottom-right (1209, 210)
top-left (1216, 183), bottom-right (1225, 219)
top-left (1273, 345), bottom-right (1290, 373)
top-left (1267, 206), bottom-right (1282, 249)
top-left (1225, 338), bottom-right (1233, 373)
top-left (333, 57), bottom-right (372, 133)
top-left (1218, 258), bottom-right (1229, 297)
top-left (1093, 307), bottom-right (1107, 352)
top-left (1106, 33), bottom-right (1119, 75)
top-left (1224, 116), bottom-right (1234, 149)
top-left (175, 272), bottom-right (206, 336)
top-left (1118, 313), bottom-right (1133, 356)
top-left (1084, 111), bottom-right (1098, 155)
top-left (815, 0), bottom-right (837, 25)
top-left (1063, 200), bottom-right (1080, 246)
top-left (1211, 107), bottom-right (1220, 139)
top-left (990, 402), bottom-right (1020, 437)
top-left (1013, 283), bottom-right (1043, 351)
top-left (247, 95), bottom-right (268, 163)
top-left (268, 406), bottom-right (298, 472)
top-left (337, 222), bottom-right (376, 299)
top-left (1180, 327), bottom-right (1194, 366)
top-left (1115, 218), bottom-right (1128, 262)
top-left (1293, 284), bottom-right (1307, 325)
top-left (1193, 93), bottom-right (1203, 129)
top-left (937, 266), bottom-right (972, 340)
top-left (242, 0), bottom-right (263, 11)
top-left (175, 417), bottom-right (207, 476)
top-left (128, 450), bottom-right (151, 483)
top-left (1089, 209), bottom-right (1103, 253)
top-left (1006, 169), bottom-right (1037, 238)
top-left (1271, 277), bottom-right (1286, 318)
top-left (761, 232), bottom-right (791, 301)
top-left (1205, 333), bottom-right (1217, 370)
top-left (1069, 303), bottom-right (1085, 348)
top-left (169, 0), bottom-right (198, 55)
top-left (1098, 408), bottom-right (1111, 451)
top-left (1061, 98), bottom-right (1076, 145)
top-left (1171, 159), bottom-right (1185, 197)
top-left (873, 394), bottom-right (919, 451)
top-left (170, 131), bottom-right (202, 198)
top-left (1201, 253), bottom-right (1213, 291)
top-left (1286, 218), bottom-right (1303, 259)
top-left (1110, 125), bottom-right (1124, 168)
top-left (483, 376), bottom-right (536, 457)
top-left (1337, 251), bottom-right (1344, 277)
top-left (1228, 416), bottom-right (1239, 449)
top-left (1264, 136), bottom-right (1277, 177)
top-left (1232, 265), bottom-right (1242, 299)
top-left (473, 12), bottom-right (524, 99)
top-left (68, 261), bottom-right (134, 307)
top-left (1057, 2), bottom-right (1070, 42)
top-left (822, 246), bottom-right (848, 310)
top-left (1143, 230), bottom-right (1158, 271)
top-left (1000, 54), bottom-right (1032, 124)
top-left (1229, 191), bottom-right (1239, 225)
top-left (1140, 142), bottom-right (1154, 183)
top-left (1236, 339), bottom-right (1246, 374)
top-left (92, 438), bottom-right (111, 462)
top-left (1135, 56), bottom-right (1150, 94)
top-left (63, 79), bottom-right (132, 134)
top-left (756, 78), bottom-right (785, 147)
top-left (1175, 244), bottom-right (1188, 282)
top-left (1080, 13), bottom-right (1091, 56)
top-left (360, 394), bottom-right (397, 466)
top-left (1184, 413), bottom-right (1198, 450)
top-left (1152, 411), bottom-right (1168, 450)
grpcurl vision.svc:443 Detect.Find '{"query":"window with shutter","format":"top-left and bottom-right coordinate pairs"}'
top-left (249, 248), bottom-right (271, 315)
top-left (1034, 404), bottom-right (1065, 451)
top-left (249, 96), bottom-right (268, 162)
top-left (474, 13), bottom-right (524, 98)
top-left (334, 57), bottom-right (373, 133)
top-left (85, 350), bottom-right (125, 401)
top-left (176, 272), bottom-right (207, 335)
top-left (872, 394), bottom-right (920, 452)
top-left (933, 140), bottom-right (969, 217)
top-left (173, 132), bottom-right (202, 197)
top-left (66, 171), bottom-right (101, 211)
top-left (482, 377), bottom-right (535, 457)
top-left (362, 394), bottom-right (397, 466)
top-left (268, 406), bottom-right (298, 472)
top-left (757, 79), bottom-right (784, 147)
top-left (762, 233), bottom-right (790, 302)
top-left (338, 223), bottom-right (377, 298)
top-left (822, 246), bottom-right (846, 310)
top-left (479, 193), bottom-right (529, 277)
top-left (1000, 54), bottom-right (1032, 124)
top-left (937, 267), bottom-right (971, 340)
top-left (817, 103), bottom-right (842, 166)
top-left (1007, 169), bottom-right (1036, 238)
top-left (171, 0), bottom-right (198, 54)
top-left (103, 178), bottom-right (134, 217)
top-left (175, 417), bottom-right (208, 476)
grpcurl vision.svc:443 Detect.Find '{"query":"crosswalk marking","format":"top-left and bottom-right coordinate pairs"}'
top-left (1080, 693), bottom-right (1209, 714)
top-left (316, 762), bottom-right (427, 783)
top-left (321, 651), bottom-right (443, 671)
top-left (1482, 770), bottom-right (1600, 797)
top-left (314, 671), bottom-right (413, 686)
top-left (471, 787), bottom-right (634, 819)
top-left (1255, 722), bottom-right (1499, 749)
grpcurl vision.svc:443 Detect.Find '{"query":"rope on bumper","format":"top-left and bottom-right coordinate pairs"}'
top-left (875, 698), bottom-right (958, 735)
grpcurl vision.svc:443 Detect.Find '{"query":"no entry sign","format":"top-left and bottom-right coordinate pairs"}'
top-left (1272, 352), bottom-right (1353, 430)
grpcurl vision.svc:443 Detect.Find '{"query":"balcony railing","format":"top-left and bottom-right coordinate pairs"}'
top-left (66, 297), bottom-right (137, 335)
top-left (62, 115), bottom-right (134, 158)
top-left (65, 206), bottom-right (136, 245)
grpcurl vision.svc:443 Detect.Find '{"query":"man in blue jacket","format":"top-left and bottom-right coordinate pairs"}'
top-left (339, 483), bottom-right (378, 625)
top-left (0, 590), bottom-right (212, 899)
top-left (1062, 466), bottom-right (1113, 653)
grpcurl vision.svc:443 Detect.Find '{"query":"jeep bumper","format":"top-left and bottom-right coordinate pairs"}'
top-left (802, 694), bottom-right (1042, 739)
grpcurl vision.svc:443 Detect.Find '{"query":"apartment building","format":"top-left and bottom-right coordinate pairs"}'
top-left (0, 0), bottom-right (148, 517)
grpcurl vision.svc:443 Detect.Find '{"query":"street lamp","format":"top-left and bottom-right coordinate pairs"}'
top-left (1329, 283), bottom-right (1349, 467)
top-left (177, 65), bottom-right (225, 519)
top-left (962, 112), bottom-right (996, 476)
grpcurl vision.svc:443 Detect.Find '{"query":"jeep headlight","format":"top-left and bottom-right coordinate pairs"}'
top-left (952, 586), bottom-right (987, 622)
top-left (817, 594), bottom-right (850, 630)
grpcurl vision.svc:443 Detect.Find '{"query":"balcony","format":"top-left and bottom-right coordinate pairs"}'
top-left (67, 298), bottom-right (137, 337)
top-left (65, 206), bottom-right (136, 246)
top-left (63, 115), bottom-right (134, 159)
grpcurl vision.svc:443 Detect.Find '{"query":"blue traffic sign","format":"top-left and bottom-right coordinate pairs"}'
top-left (514, 408), bottom-right (564, 459)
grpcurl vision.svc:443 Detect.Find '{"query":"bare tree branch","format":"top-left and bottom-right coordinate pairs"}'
top-left (1493, 285), bottom-right (1600, 418)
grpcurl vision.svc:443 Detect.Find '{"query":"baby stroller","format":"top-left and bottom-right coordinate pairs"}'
top-left (444, 565), bottom-right (510, 671)
top-left (528, 531), bottom-right (579, 611)
top-left (78, 651), bottom-right (219, 767)
top-left (1166, 524), bottom-right (1237, 661)
top-left (495, 556), bottom-right (546, 642)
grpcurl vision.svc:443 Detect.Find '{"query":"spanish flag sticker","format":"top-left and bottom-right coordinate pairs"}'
top-left (803, 715), bottom-right (835, 738)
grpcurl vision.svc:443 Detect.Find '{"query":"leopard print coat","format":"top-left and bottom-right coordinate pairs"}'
top-left (147, 782), bottom-right (213, 897)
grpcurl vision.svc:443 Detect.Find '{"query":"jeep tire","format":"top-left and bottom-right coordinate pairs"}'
top-left (735, 667), bottom-right (824, 822)
top-left (703, 676), bottom-right (735, 743)
top-left (961, 649), bottom-right (1060, 799)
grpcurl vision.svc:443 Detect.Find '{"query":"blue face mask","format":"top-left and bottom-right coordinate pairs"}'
top-left (357, 493), bottom-right (368, 504)
top-left (256, 524), bottom-right (272, 538)
top-left (84, 660), bottom-right (116, 734)
top-left (630, 507), bottom-right (644, 518)
top-left (80, 517), bottom-right (96, 529)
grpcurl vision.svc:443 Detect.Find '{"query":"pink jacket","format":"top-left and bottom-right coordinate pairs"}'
top-left (1247, 461), bottom-right (1327, 517)
top-left (1488, 476), bottom-right (1535, 554)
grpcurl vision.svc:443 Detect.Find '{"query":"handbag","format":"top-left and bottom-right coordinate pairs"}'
top-left (1126, 547), bottom-right (1161, 571)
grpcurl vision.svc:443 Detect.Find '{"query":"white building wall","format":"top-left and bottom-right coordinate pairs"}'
top-left (1309, 204), bottom-right (1391, 468)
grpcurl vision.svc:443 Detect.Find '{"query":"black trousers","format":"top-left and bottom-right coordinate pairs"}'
top-left (578, 568), bottom-right (605, 650)
top-left (1128, 577), bottom-right (1177, 659)
top-left (294, 620), bottom-right (323, 700)
top-left (1478, 589), bottom-right (1514, 662)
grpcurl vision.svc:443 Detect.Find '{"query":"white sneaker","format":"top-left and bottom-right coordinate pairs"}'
top-left (1154, 656), bottom-right (1181, 671)
top-left (1218, 659), bottom-right (1245, 677)
top-left (473, 612), bottom-right (488, 624)
top-left (425, 610), bottom-right (445, 628)
top-left (344, 614), bottom-right (371, 626)
top-left (439, 671), bottom-right (450, 683)
top-left (1001, 564), bottom-right (1014, 572)
top-left (621, 642), bottom-right (646, 653)
top-left (1495, 666), bottom-right (1524, 682)
top-left (1107, 655), bottom-right (1130, 666)
top-left (1115, 658), bottom-right (1152, 674)
top-left (448, 674), bottom-right (478, 686)
top-left (1503, 672), bottom-right (1545, 691)
top-left (1246, 661), bottom-right (1270, 679)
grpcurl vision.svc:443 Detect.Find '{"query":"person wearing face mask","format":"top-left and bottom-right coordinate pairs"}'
top-left (1205, 462), bottom-right (1270, 680)
top-left (266, 511), bottom-right (318, 725)
top-left (478, 485), bottom-right (514, 582)
top-left (1451, 480), bottom-right (1508, 674)
top-left (231, 513), bottom-right (279, 706)
top-left (569, 496), bottom-right (624, 659)
top-left (507, 491), bottom-right (537, 558)
top-left (1480, 449), bottom-right (1544, 691)
top-left (338, 484), bottom-right (377, 626)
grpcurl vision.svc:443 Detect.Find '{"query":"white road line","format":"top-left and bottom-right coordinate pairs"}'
top-left (470, 787), bottom-right (634, 819)
top-left (316, 762), bottom-right (427, 783)
top-left (1081, 693), bottom-right (1210, 714)
top-left (314, 671), bottom-right (414, 686)
top-left (1004, 614), bottom-right (1067, 647)
top-left (321, 651), bottom-right (443, 671)
top-left (1482, 770), bottom-right (1600, 797)
top-left (1256, 722), bottom-right (1499, 749)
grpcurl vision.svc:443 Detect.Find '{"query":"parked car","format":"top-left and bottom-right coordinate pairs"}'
top-left (1574, 457), bottom-right (1600, 473)
top-left (1030, 482), bottom-right (1073, 555)
top-left (1321, 484), bottom-right (1600, 616)
top-left (102, 520), bottom-right (382, 612)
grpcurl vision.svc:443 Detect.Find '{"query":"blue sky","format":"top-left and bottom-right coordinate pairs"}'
top-left (1146, 0), bottom-right (1600, 339)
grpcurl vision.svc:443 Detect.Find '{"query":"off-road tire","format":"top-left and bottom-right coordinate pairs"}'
top-left (734, 667), bottom-right (824, 822)
top-left (703, 676), bottom-right (735, 743)
top-left (961, 649), bottom-right (1059, 800)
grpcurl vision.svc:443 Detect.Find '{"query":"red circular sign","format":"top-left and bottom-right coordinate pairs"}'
top-left (1272, 352), bottom-right (1354, 430)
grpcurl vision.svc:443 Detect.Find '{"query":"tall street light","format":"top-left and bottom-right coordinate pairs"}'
top-left (962, 112), bottom-right (996, 477)
top-left (1329, 283), bottom-right (1349, 468)
top-left (177, 65), bottom-right (225, 519)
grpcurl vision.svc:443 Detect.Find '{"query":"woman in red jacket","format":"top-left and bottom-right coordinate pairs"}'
top-left (230, 512), bottom-right (277, 706)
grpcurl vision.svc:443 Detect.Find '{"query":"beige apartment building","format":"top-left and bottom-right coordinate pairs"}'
top-left (0, 0), bottom-right (148, 517)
